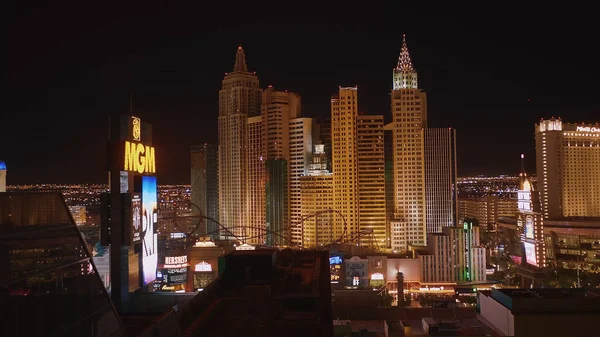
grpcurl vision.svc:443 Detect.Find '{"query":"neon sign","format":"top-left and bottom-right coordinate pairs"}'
top-left (329, 256), bottom-right (342, 265)
top-left (165, 256), bottom-right (187, 265)
top-left (419, 286), bottom-right (445, 291)
top-left (371, 273), bottom-right (384, 280)
top-left (132, 116), bottom-right (141, 141)
top-left (576, 126), bottom-right (600, 133)
top-left (195, 261), bottom-right (212, 272)
top-left (124, 141), bottom-right (156, 174)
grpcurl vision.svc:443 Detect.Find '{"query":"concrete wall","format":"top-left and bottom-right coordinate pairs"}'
top-left (479, 292), bottom-right (514, 336)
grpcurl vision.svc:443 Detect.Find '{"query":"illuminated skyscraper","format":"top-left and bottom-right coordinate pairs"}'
top-left (288, 117), bottom-right (313, 246)
top-left (301, 144), bottom-right (333, 248)
top-left (357, 115), bottom-right (386, 248)
top-left (261, 87), bottom-right (302, 245)
top-left (331, 87), bottom-right (359, 240)
top-left (218, 46), bottom-right (261, 241)
top-left (247, 116), bottom-right (265, 244)
top-left (390, 35), bottom-right (428, 250)
top-left (535, 118), bottom-right (600, 219)
top-left (190, 143), bottom-right (219, 239)
top-left (517, 154), bottom-right (546, 268)
top-left (424, 128), bottom-right (458, 233)
top-left (0, 160), bottom-right (6, 192)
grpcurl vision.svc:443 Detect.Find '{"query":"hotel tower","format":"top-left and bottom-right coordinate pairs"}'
top-left (535, 118), bottom-right (600, 219)
top-left (390, 35), bottom-right (428, 250)
top-left (218, 47), bottom-right (261, 242)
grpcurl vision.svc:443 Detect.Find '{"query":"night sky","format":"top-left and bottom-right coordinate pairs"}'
top-left (3, 4), bottom-right (599, 185)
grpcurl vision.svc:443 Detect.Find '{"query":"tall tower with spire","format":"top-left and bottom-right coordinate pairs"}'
top-left (517, 154), bottom-right (546, 268)
top-left (393, 35), bottom-right (419, 90)
top-left (218, 46), bottom-right (262, 242)
top-left (389, 35), bottom-right (429, 251)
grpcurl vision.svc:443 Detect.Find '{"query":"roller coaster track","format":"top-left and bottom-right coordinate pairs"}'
top-left (165, 202), bottom-right (378, 250)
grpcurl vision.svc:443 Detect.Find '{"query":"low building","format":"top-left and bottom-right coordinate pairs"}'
top-left (419, 224), bottom-right (487, 283)
top-left (187, 237), bottom-right (224, 292)
top-left (176, 249), bottom-right (333, 337)
top-left (479, 288), bottom-right (600, 337)
top-left (345, 256), bottom-right (369, 288)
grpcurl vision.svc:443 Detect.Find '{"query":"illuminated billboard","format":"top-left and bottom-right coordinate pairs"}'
top-left (524, 242), bottom-right (537, 267)
top-left (141, 176), bottom-right (158, 285)
top-left (163, 267), bottom-right (187, 285)
top-left (132, 193), bottom-right (141, 243)
top-left (525, 215), bottom-right (534, 239)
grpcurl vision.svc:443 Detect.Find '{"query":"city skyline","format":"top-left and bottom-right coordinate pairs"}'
top-left (4, 5), bottom-right (599, 184)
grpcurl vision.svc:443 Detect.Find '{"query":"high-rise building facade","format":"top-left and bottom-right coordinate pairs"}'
top-left (535, 118), bottom-right (600, 219)
top-left (357, 115), bottom-right (387, 248)
top-left (331, 87), bottom-right (359, 240)
top-left (517, 154), bottom-right (546, 268)
top-left (247, 116), bottom-right (265, 244)
top-left (261, 87), bottom-right (301, 159)
top-left (390, 35), bottom-right (428, 249)
top-left (218, 47), bottom-right (261, 241)
top-left (265, 159), bottom-right (288, 246)
top-left (190, 143), bottom-right (219, 238)
top-left (383, 123), bottom-right (394, 248)
top-left (289, 117), bottom-right (313, 246)
top-left (424, 128), bottom-right (458, 233)
top-left (314, 118), bottom-right (332, 172)
top-left (300, 144), bottom-right (334, 248)
top-left (259, 87), bottom-right (309, 246)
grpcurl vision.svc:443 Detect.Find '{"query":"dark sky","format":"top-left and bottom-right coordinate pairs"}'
top-left (3, 4), bottom-right (599, 185)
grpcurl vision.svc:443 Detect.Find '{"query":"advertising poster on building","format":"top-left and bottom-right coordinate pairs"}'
top-left (525, 215), bottom-right (534, 239)
top-left (524, 242), bottom-right (538, 267)
top-left (132, 193), bottom-right (141, 243)
top-left (164, 267), bottom-right (188, 285)
top-left (142, 176), bottom-right (158, 285)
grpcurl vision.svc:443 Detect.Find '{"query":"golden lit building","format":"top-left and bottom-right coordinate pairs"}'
top-left (357, 115), bottom-right (386, 248)
top-left (289, 117), bottom-right (313, 246)
top-left (218, 46), bottom-right (261, 241)
top-left (331, 87), bottom-right (359, 240)
top-left (301, 143), bottom-right (333, 248)
top-left (247, 116), bottom-right (265, 244)
top-left (390, 35), bottom-right (428, 249)
top-left (535, 118), bottom-right (600, 219)
top-left (261, 87), bottom-right (300, 246)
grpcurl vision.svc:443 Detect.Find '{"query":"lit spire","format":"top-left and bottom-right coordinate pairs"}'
top-left (233, 45), bottom-right (248, 72)
top-left (519, 154), bottom-right (533, 191)
top-left (392, 34), bottom-right (418, 90)
top-left (396, 34), bottom-right (414, 71)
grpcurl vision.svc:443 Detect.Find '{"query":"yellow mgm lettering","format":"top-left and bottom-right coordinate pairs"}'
top-left (124, 141), bottom-right (156, 174)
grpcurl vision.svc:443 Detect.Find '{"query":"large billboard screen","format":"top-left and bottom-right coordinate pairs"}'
top-left (142, 176), bottom-right (158, 285)
top-left (525, 215), bottom-right (534, 239)
top-left (524, 242), bottom-right (537, 267)
top-left (132, 193), bottom-right (142, 243)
